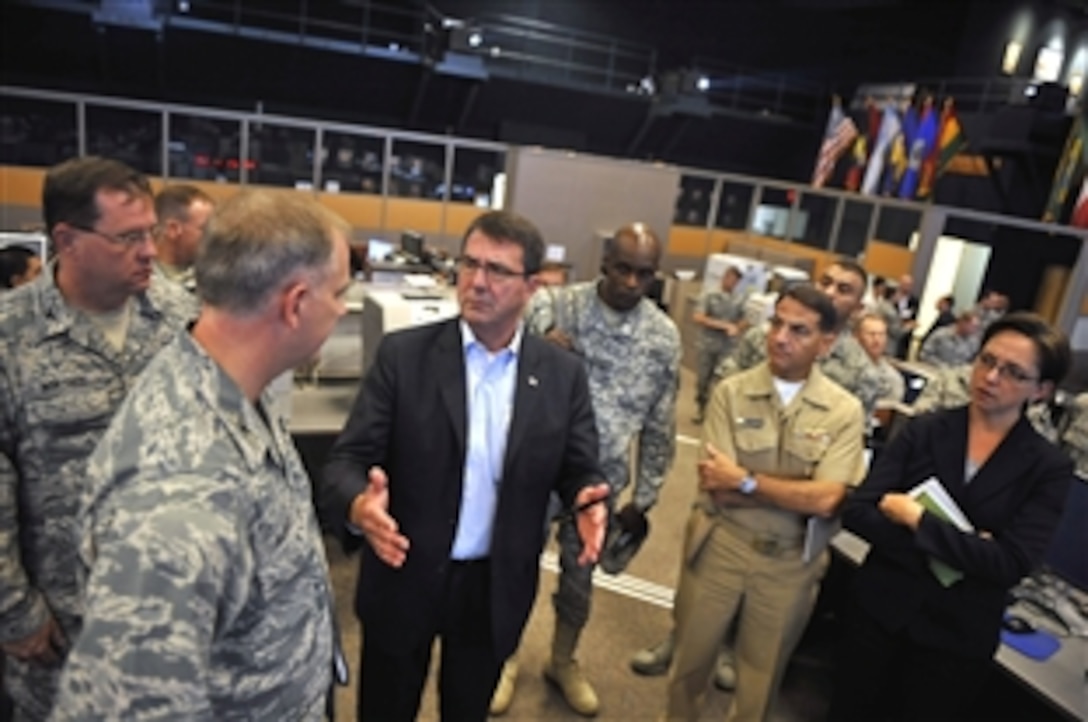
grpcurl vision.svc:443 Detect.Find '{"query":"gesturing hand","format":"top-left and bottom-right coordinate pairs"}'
top-left (573, 483), bottom-right (610, 566)
top-left (349, 466), bottom-right (411, 568)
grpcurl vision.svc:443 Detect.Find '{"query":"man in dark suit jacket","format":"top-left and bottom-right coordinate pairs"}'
top-left (320, 210), bottom-right (609, 722)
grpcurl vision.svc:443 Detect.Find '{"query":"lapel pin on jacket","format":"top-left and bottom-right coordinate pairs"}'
top-left (528, 375), bottom-right (539, 387)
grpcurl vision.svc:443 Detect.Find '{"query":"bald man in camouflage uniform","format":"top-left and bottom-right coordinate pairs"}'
top-left (52, 192), bottom-right (351, 719)
top-left (0, 158), bottom-right (195, 721)
top-left (491, 224), bottom-right (679, 716)
top-left (692, 265), bottom-right (748, 424)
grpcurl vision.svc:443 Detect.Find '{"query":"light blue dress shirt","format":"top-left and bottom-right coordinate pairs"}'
top-left (451, 321), bottom-right (521, 559)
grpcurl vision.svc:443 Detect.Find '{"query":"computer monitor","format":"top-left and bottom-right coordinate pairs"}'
top-left (401, 231), bottom-right (424, 261)
top-left (367, 239), bottom-right (393, 262)
top-left (1044, 475), bottom-right (1088, 591)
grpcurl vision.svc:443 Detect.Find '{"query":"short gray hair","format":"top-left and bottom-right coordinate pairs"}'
top-left (195, 191), bottom-right (348, 313)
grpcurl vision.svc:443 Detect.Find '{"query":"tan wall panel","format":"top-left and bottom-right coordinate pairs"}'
top-left (384, 198), bottom-right (444, 234)
top-left (0, 166), bottom-right (47, 206)
top-left (864, 240), bottom-right (915, 280)
top-left (708, 229), bottom-right (837, 278)
top-left (668, 225), bottom-right (710, 256)
top-left (317, 193), bottom-right (384, 229)
top-left (443, 203), bottom-right (484, 237)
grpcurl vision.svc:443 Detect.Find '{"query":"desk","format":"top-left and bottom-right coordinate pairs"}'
top-left (831, 530), bottom-right (1087, 720)
top-left (289, 382), bottom-right (358, 435)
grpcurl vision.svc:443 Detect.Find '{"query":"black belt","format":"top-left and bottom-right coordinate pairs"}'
top-left (451, 557), bottom-right (490, 567)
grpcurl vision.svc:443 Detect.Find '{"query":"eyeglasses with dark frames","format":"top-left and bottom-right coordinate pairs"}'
top-left (72, 224), bottom-right (157, 248)
top-left (975, 351), bottom-right (1038, 384)
top-left (456, 255), bottom-right (528, 283)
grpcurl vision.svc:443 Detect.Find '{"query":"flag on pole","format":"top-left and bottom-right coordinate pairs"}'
top-left (812, 98), bottom-right (859, 188)
top-left (918, 97), bottom-right (968, 199)
top-left (883, 103), bottom-right (916, 196)
top-left (861, 102), bottom-right (902, 195)
top-left (1043, 116), bottom-right (1087, 223)
top-left (899, 97), bottom-right (938, 199)
top-left (844, 97), bottom-right (881, 191)
top-left (1072, 178), bottom-right (1088, 229)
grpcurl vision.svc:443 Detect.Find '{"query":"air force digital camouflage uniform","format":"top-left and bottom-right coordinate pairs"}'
top-left (52, 332), bottom-right (335, 720)
top-left (0, 266), bottom-right (195, 720)
top-left (694, 286), bottom-right (748, 412)
top-left (525, 282), bottom-right (680, 627)
top-left (714, 323), bottom-right (884, 418)
top-left (1060, 393), bottom-right (1088, 478)
top-left (918, 326), bottom-right (978, 367)
top-left (871, 357), bottom-right (905, 403)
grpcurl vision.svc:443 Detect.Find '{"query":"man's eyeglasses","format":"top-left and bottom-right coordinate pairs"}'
top-left (976, 351), bottom-right (1038, 384)
top-left (72, 224), bottom-right (156, 248)
top-left (456, 255), bottom-right (528, 283)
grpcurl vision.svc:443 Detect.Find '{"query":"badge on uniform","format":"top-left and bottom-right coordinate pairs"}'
top-left (737, 417), bottom-right (764, 429)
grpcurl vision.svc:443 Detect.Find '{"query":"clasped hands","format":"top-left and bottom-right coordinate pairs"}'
top-left (349, 467), bottom-right (610, 568)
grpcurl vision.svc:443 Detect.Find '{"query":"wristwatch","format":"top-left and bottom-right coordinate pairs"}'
top-left (738, 471), bottom-right (759, 496)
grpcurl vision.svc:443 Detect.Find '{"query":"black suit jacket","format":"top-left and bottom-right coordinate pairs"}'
top-left (843, 406), bottom-right (1072, 658)
top-left (319, 318), bottom-right (602, 660)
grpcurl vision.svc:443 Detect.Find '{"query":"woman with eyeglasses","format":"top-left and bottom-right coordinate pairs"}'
top-left (827, 312), bottom-right (1073, 722)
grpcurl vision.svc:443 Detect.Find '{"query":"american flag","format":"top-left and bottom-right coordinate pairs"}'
top-left (812, 115), bottom-right (859, 189)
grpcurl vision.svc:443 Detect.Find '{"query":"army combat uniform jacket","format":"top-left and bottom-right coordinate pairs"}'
top-left (52, 332), bottom-right (335, 720)
top-left (525, 282), bottom-right (680, 511)
top-left (0, 267), bottom-right (195, 719)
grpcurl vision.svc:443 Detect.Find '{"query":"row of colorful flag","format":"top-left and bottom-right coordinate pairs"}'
top-left (1043, 116), bottom-right (1088, 229)
top-left (812, 95), bottom-right (967, 201)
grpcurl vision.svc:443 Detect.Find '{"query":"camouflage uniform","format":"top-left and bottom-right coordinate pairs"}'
top-left (52, 332), bottom-right (335, 720)
top-left (870, 298), bottom-right (902, 356)
top-left (525, 282), bottom-right (680, 627)
top-left (153, 260), bottom-right (196, 294)
top-left (0, 265), bottom-right (195, 720)
top-left (714, 323), bottom-right (884, 418)
top-left (1060, 393), bottom-right (1088, 477)
top-left (918, 325), bottom-right (978, 367)
top-left (912, 364), bottom-right (971, 414)
top-left (871, 357), bottom-right (905, 403)
top-left (693, 287), bottom-right (748, 413)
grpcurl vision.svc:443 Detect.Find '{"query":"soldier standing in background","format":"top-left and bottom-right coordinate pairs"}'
top-left (492, 223), bottom-right (680, 717)
top-left (0, 157), bottom-right (195, 720)
top-left (692, 265), bottom-right (748, 424)
top-left (52, 191), bottom-right (351, 719)
top-left (152, 184), bottom-right (214, 293)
